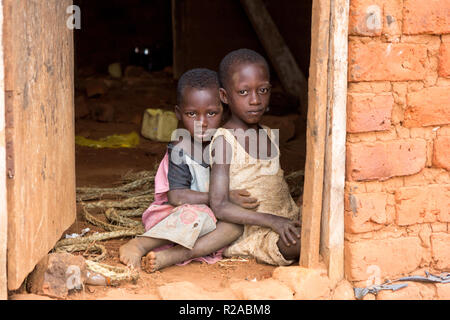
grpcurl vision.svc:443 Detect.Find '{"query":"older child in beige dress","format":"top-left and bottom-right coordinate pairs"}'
top-left (209, 49), bottom-right (301, 266)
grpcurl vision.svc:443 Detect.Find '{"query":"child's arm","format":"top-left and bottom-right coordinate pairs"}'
top-left (168, 189), bottom-right (209, 206)
top-left (166, 139), bottom-right (258, 208)
top-left (166, 142), bottom-right (210, 206)
top-left (168, 188), bottom-right (259, 208)
top-left (209, 136), bottom-right (300, 246)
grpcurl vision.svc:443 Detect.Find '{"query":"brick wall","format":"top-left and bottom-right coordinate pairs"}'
top-left (345, 0), bottom-right (450, 284)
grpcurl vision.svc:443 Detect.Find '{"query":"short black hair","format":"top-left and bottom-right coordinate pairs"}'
top-left (177, 68), bottom-right (220, 105)
top-left (219, 48), bottom-right (270, 89)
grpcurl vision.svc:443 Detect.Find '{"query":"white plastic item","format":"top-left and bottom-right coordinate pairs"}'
top-left (85, 271), bottom-right (110, 286)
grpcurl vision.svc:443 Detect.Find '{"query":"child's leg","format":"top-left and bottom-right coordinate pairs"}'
top-left (276, 226), bottom-right (301, 261)
top-left (142, 221), bottom-right (243, 272)
top-left (119, 236), bottom-right (172, 269)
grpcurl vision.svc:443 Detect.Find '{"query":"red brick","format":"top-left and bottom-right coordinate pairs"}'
top-left (349, 0), bottom-right (402, 37)
top-left (377, 282), bottom-right (436, 300)
top-left (345, 237), bottom-right (427, 281)
top-left (404, 87), bottom-right (450, 127)
top-left (395, 185), bottom-right (450, 226)
top-left (403, 0), bottom-right (450, 35)
top-left (428, 185), bottom-right (449, 223)
top-left (272, 266), bottom-right (331, 300)
top-left (383, 0), bottom-right (403, 36)
top-left (346, 140), bottom-right (426, 181)
top-left (436, 283), bottom-right (450, 300)
top-left (347, 93), bottom-right (393, 133)
top-left (437, 126), bottom-right (450, 136)
top-left (230, 279), bottom-right (294, 300)
top-left (331, 280), bottom-right (356, 300)
top-left (348, 42), bottom-right (427, 82)
top-left (433, 136), bottom-right (450, 170)
top-left (345, 192), bottom-right (388, 233)
top-left (431, 233), bottom-right (450, 270)
top-left (349, 0), bottom-right (383, 36)
top-left (439, 43), bottom-right (450, 78)
top-left (376, 282), bottom-right (422, 300)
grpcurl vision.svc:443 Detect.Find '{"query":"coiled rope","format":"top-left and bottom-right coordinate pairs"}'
top-left (53, 168), bottom-right (304, 283)
top-left (53, 170), bottom-right (156, 283)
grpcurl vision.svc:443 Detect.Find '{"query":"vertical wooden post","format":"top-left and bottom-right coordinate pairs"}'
top-left (321, 0), bottom-right (349, 284)
top-left (240, 0), bottom-right (308, 116)
top-left (171, 0), bottom-right (188, 79)
top-left (299, 0), bottom-right (330, 268)
top-left (0, 0), bottom-right (8, 300)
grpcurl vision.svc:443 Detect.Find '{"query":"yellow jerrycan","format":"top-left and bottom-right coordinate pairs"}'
top-left (141, 108), bottom-right (179, 142)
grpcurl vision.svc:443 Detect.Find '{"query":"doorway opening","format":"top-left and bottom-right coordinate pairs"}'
top-left (69, 0), bottom-right (312, 298)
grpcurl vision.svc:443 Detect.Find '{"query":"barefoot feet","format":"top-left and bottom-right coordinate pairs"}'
top-left (119, 238), bottom-right (149, 269)
top-left (141, 251), bottom-right (159, 273)
top-left (141, 248), bottom-right (192, 273)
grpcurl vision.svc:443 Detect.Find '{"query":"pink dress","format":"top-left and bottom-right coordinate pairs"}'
top-left (140, 150), bottom-right (224, 265)
top-left (141, 151), bottom-right (173, 230)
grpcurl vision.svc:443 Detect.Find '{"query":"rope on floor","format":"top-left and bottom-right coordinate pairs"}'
top-left (53, 168), bottom-right (304, 283)
top-left (53, 170), bottom-right (156, 283)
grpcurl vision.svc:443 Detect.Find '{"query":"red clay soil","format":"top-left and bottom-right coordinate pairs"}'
top-left (64, 70), bottom-right (306, 300)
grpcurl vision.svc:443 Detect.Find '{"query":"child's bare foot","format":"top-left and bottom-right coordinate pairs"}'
top-left (119, 238), bottom-right (151, 269)
top-left (141, 251), bottom-right (159, 273)
top-left (141, 249), bottom-right (192, 273)
top-left (120, 237), bottom-right (171, 269)
top-left (119, 239), bottom-right (145, 269)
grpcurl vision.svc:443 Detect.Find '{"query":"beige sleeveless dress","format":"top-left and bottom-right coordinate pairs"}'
top-left (210, 126), bottom-right (300, 266)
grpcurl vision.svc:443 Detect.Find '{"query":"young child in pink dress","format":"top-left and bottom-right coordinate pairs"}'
top-left (119, 68), bottom-right (257, 272)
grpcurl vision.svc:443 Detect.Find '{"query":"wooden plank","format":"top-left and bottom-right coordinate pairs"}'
top-left (299, 0), bottom-right (330, 268)
top-left (4, 0), bottom-right (76, 290)
top-left (239, 0), bottom-right (308, 116)
top-left (171, 0), bottom-right (188, 79)
top-left (0, 0), bottom-right (7, 300)
top-left (321, 0), bottom-right (349, 284)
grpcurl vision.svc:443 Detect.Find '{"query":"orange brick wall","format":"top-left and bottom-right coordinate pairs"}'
top-left (345, 0), bottom-right (450, 284)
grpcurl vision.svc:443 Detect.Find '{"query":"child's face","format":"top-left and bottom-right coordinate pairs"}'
top-left (220, 62), bottom-right (271, 125)
top-left (175, 87), bottom-right (223, 142)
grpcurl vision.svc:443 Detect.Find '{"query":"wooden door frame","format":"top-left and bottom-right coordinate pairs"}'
top-left (300, 0), bottom-right (348, 285)
top-left (1, 0), bottom-right (76, 295)
top-left (0, 0), bottom-right (7, 301)
top-left (0, 0), bottom-right (349, 297)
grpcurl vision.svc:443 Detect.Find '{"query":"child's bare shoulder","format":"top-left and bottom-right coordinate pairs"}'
top-left (210, 133), bottom-right (233, 164)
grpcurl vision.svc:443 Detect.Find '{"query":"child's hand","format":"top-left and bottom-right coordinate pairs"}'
top-left (229, 189), bottom-right (259, 210)
top-left (270, 216), bottom-right (301, 247)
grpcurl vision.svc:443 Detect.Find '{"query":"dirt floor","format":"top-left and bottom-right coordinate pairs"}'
top-left (58, 68), bottom-right (306, 300)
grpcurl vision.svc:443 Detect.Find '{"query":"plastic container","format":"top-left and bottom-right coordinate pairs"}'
top-left (85, 270), bottom-right (111, 286)
top-left (141, 108), bottom-right (178, 142)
